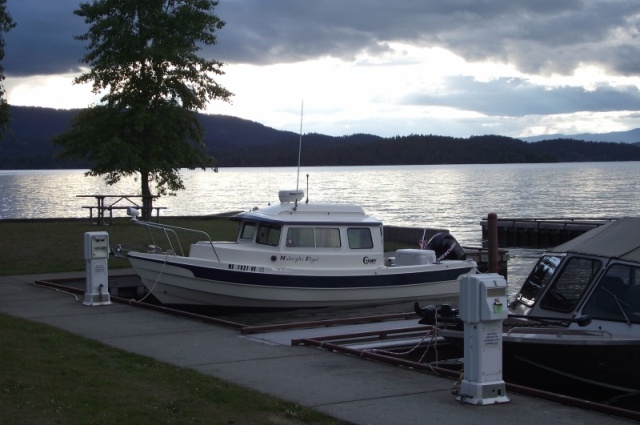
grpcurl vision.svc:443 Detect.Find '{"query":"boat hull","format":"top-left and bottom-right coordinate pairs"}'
top-left (502, 337), bottom-right (640, 394)
top-left (440, 329), bottom-right (640, 394)
top-left (128, 252), bottom-right (475, 308)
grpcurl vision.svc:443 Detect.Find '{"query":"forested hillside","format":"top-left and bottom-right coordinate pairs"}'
top-left (1, 106), bottom-right (639, 169)
top-left (532, 138), bottom-right (640, 161)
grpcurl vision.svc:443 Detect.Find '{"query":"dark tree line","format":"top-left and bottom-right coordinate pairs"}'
top-left (211, 134), bottom-right (638, 167)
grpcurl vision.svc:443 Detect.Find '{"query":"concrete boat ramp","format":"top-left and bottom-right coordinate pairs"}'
top-left (1, 270), bottom-right (637, 425)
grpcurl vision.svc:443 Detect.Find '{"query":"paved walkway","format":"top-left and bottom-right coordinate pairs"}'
top-left (0, 271), bottom-right (635, 425)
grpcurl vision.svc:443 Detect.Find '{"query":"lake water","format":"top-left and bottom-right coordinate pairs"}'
top-left (2, 162), bottom-right (640, 286)
top-left (2, 162), bottom-right (639, 242)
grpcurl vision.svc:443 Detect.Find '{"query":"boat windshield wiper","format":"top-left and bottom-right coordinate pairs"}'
top-left (601, 287), bottom-right (632, 326)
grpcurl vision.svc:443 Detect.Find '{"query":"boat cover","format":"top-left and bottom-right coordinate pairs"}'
top-left (549, 217), bottom-right (640, 263)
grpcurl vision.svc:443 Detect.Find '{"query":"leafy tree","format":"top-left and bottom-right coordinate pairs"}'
top-left (0, 0), bottom-right (15, 141)
top-left (54, 0), bottom-right (232, 219)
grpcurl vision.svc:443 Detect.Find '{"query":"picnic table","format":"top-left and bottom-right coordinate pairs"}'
top-left (77, 194), bottom-right (166, 225)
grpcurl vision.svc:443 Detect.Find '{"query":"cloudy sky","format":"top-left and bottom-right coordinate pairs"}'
top-left (5, 0), bottom-right (640, 138)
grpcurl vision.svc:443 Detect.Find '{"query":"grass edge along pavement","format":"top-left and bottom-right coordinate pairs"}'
top-left (0, 312), bottom-right (351, 425)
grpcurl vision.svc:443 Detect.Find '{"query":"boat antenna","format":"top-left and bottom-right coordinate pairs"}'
top-left (295, 100), bottom-right (304, 209)
top-left (306, 173), bottom-right (309, 203)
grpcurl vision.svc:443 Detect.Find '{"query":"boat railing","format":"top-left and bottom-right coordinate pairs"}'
top-left (505, 327), bottom-right (614, 339)
top-left (133, 220), bottom-right (220, 261)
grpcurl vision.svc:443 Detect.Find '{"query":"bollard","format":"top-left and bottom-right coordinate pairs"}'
top-left (83, 231), bottom-right (112, 306)
top-left (456, 273), bottom-right (510, 405)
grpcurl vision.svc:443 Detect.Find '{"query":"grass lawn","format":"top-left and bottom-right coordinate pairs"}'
top-left (0, 216), bottom-right (238, 275)
top-left (0, 313), bottom-right (348, 425)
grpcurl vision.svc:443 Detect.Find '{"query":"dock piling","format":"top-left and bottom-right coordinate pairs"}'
top-left (488, 213), bottom-right (498, 273)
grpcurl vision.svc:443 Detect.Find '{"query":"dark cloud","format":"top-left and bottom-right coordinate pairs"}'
top-left (6, 0), bottom-right (640, 77)
top-left (403, 76), bottom-right (640, 116)
top-left (5, 1), bottom-right (86, 76)
top-left (213, 0), bottom-right (640, 76)
top-left (5, 0), bottom-right (640, 137)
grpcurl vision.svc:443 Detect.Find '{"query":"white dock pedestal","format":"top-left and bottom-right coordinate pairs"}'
top-left (457, 273), bottom-right (510, 405)
top-left (83, 231), bottom-right (111, 306)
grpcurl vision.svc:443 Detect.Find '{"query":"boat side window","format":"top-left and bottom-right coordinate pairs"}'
top-left (286, 227), bottom-right (341, 248)
top-left (540, 257), bottom-right (601, 312)
top-left (513, 255), bottom-right (561, 307)
top-left (239, 222), bottom-right (256, 241)
top-left (583, 264), bottom-right (640, 323)
top-left (347, 228), bottom-right (373, 249)
top-left (286, 227), bottom-right (315, 247)
top-left (316, 228), bottom-right (341, 248)
top-left (256, 223), bottom-right (282, 246)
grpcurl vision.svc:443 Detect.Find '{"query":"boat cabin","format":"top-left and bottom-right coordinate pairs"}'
top-left (234, 215), bottom-right (380, 251)
top-left (510, 217), bottom-right (640, 330)
top-left (190, 190), bottom-right (390, 269)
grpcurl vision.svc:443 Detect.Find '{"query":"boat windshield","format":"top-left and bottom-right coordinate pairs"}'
top-left (583, 263), bottom-right (640, 324)
top-left (512, 254), bottom-right (562, 308)
top-left (539, 256), bottom-right (602, 312)
top-left (239, 222), bottom-right (256, 241)
top-left (256, 223), bottom-right (282, 246)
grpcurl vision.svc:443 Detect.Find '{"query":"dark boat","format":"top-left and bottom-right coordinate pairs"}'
top-left (416, 217), bottom-right (640, 398)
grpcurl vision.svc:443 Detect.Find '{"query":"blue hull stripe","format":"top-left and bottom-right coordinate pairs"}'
top-left (131, 255), bottom-right (473, 289)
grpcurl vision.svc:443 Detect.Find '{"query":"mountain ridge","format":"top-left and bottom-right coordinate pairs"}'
top-left (1, 105), bottom-right (640, 169)
top-left (521, 128), bottom-right (640, 143)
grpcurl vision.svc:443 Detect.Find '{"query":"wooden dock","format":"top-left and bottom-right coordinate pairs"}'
top-left (480, 217), bottom-right (617, 248)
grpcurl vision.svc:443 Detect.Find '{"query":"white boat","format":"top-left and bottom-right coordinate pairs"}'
top-left (124, 190), bottom-right (477, 309)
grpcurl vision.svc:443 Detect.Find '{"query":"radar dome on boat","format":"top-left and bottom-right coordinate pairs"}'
top-left (278, 190), bottom-right (304, 203)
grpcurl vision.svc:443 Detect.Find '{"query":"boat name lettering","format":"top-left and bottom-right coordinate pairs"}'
top-left (228, 264), bottom-right (259, 272)
top-left (279, 255), bottom-right (320, 264)
top-left (363, 256), bottom-right (377, 265)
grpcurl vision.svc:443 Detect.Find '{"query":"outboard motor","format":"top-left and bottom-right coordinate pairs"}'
top-left (414, 302), bottom-right (463, 329)
top-left (426, 232), bottom-right (466, 261)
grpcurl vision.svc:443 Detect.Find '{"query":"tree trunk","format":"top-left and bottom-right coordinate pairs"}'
top-left (140, 171), bottom-right (152, 221)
